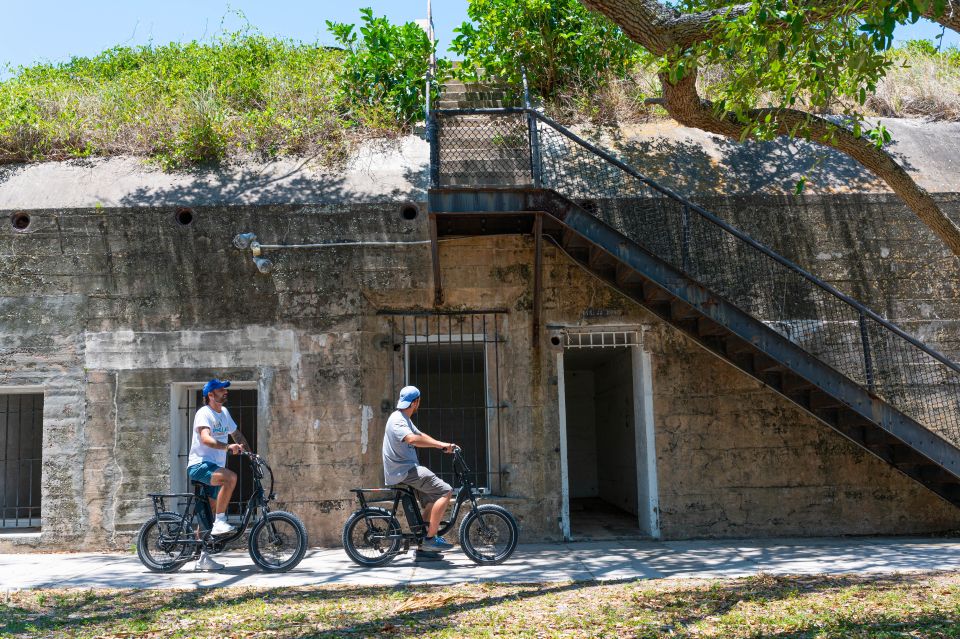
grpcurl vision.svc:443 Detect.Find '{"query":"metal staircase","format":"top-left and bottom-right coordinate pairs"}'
top-left (426, 104), bottom-right (960, 508)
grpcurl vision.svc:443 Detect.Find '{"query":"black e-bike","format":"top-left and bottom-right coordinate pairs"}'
top-left (136, 452), bottom-right (307, 572)
top-left (343, 446), bottom-right (518, 566)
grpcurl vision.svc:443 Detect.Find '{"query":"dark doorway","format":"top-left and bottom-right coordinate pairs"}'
top-left (563, 347), bottom-right (642, 539)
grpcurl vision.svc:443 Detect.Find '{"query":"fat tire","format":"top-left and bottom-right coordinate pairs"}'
top-left (342, 507), bottom-right (402, 567)
top-left (136, 512), bottom-right (191, 573)
top-left (248, 511), bottom-right (308, 572)
top-left (458, 504), bottom-right (519, 565)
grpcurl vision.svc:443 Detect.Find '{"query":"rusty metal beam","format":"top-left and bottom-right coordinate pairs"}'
top-left (429, 214), bottom-right (443, 306)
top-left (533, 213), bottom-right (543, 347)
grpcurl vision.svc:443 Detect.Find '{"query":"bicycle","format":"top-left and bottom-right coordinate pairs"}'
top-left (342, 446), bottom-right (519, 566)
top-left (136, 451), bottom-right (308, 573)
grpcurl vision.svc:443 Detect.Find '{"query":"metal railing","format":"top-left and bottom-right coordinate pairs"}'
top-left (429, 106), bottom-right (960, 448)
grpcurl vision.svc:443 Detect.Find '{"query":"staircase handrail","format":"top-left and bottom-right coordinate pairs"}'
top-left (431, 105), bottom-right (960, 379)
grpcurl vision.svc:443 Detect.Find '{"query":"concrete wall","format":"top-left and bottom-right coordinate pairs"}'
top-left (594, 349), bottom-right (637, 515)
top-left (1, 190), bottom-right (959, 550)
top-left (563, 368), bottom-right (599, 500)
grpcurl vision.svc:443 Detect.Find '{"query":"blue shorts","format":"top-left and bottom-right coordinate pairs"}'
top-left (188, 461), bottom-right (222, 499)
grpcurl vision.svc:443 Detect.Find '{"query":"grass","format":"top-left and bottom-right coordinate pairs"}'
top-left (0, 33), bottom-right (389, 170)
top-left (4, 573), bottom-right (960, 638)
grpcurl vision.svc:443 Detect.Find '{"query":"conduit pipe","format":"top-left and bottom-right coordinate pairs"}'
top-left (232, 232), bottom-right (432, 274)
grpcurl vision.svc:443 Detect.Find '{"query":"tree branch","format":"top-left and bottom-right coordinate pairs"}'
top-left (580, 0), bottom-right (960, 53)
top-left (659, 69), bottom-right (960, 255)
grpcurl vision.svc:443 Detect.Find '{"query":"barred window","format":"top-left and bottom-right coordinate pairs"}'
top-left (387, 312), bottom-right (505, 493)
top-left (0, 393), bottom-right (43, 530)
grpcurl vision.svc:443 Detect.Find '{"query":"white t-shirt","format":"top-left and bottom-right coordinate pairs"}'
top-left (187, 405), bottom-right (238, 468)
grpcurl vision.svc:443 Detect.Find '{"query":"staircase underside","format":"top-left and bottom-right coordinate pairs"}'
top-left (429, 186), bottom-right (960, 509)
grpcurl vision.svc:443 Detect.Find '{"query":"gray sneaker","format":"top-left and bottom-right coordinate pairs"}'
top-left (195, 552), bottom-right (224, 571)
top-left (422, 536), bottom-right (453, 551)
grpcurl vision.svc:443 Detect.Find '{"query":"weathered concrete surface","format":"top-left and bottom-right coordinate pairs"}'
top-left (5, 537), bottom-right (960, 589)
top-left (598, 118), bottom-right (960, 197)
top-left (0, 136), bottom-right (428, 209)
top-left (1, 118), bottom-right (958, 209)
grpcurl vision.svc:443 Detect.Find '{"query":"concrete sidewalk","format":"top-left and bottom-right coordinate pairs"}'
top-left (4, 537), bottom-right (959, 590)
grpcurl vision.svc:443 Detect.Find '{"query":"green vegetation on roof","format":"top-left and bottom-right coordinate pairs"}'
top-left (0, 15), bottom-right (439, 170)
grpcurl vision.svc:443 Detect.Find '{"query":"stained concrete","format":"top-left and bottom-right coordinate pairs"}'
top-left (1, 119), bottom-right (959, 209)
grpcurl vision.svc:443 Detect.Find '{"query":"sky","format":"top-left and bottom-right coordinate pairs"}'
top-left (2, 0), bottom-right (958, 75)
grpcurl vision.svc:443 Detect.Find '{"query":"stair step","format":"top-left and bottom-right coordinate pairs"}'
top-left (588, 246), bottom-right (616, 272)
top-left (697, 317), bottom-right (728, 337)
top-left (642, 281), bottom-right (672, 302)
top-left (561, 228), bottom-right (591, 252)
top-left (442, 175), bottom-right (534, 187)
top-left (615, 262), bottom-right (643, 286)
top-left (809, 390), bottom-right (844, 409)
top-left (753, 354), bottom-right (786, 373)
top-left (781, 374), bottom-right (816, 393)
top-left (670, 300), bottom-right (700, 321)
top-left (439, 99), bottom-right (510, 109)
top-left (725, 338), bottom-right (756, 356)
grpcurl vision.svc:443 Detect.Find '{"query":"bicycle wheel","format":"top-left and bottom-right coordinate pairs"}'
top-left (342, 507), bottom-right (402, 567)
top-left (458, 504), bottom-right (519, 565)
top-left (248, 511), bottom-right (308, 572)
top-left (136, 512), bottom-right (192, 572)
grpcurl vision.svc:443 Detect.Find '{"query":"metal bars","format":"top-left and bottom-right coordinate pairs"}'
top-left (430, 106), bottom-right (960, 448)
top-left (0, 393), bottom-right (43, 529)
top-left (177, 388), bottom-right (258, 516)
top-left (387, 313), bottom-right (505, 493)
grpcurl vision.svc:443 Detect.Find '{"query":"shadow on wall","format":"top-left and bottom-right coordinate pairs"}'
top-left (601, 129), bottom-right (916, 197)
top-left (111, 158), bottom-right (353, 208)
top-left (107, 160), bottom-right (434, 209)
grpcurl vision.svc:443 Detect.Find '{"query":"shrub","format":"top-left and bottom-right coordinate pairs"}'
top-left (450, 0), bottom-right (641, 105)
top-left (327, 8), bottom-right (449, 129)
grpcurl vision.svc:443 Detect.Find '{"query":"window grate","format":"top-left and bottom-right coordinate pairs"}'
top-left (564, 329), bottom-right (643, 349)
top-left (387, 312), bottom-right (506, 494)
top-left (0, 393), bottom-right (43, 530)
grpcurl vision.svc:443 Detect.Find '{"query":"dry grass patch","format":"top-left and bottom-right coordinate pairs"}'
top-left (4, 572), bottom-right (960, 638)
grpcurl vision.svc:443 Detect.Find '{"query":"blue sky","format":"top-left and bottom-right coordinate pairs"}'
top-left (3, 0), bottom-right (957, 74)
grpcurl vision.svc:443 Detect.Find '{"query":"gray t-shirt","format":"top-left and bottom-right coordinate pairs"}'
top-left (382, 410), bottom-right (421, 485)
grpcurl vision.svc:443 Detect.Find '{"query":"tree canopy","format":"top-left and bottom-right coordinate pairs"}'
top-left (578, 0), bottom-right (960, 255)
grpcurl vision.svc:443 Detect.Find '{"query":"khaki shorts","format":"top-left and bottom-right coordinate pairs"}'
top-left (399, 466), bottom-right (452, 508)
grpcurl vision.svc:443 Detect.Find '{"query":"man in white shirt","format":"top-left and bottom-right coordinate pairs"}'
top-left (382, 385), bottom-right (456, 554)
top-left (186, 378), bottom-right (250, 570)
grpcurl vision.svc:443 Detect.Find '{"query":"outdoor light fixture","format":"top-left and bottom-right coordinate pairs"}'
top-left (233, 232), bottom-right (258, 250)
top-left (253, 257), bottom-right (274, 274)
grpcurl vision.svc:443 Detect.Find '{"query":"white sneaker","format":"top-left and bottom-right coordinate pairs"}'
top-left (210, 519), bottom-right (236, 536)
top-left (195, 552), bottom-right (224, 571)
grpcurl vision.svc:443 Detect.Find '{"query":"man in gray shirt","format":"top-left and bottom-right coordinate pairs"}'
top-left (382, 385), bottom-right (456, 553)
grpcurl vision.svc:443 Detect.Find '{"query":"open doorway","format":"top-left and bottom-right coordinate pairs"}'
top-left (557, 329), bottom-right (659, 540)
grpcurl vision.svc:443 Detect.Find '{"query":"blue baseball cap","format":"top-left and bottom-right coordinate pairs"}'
top-left (396, 385), bottom-right (421, 409)
top-left (203, 378), bottom-right (231, 397)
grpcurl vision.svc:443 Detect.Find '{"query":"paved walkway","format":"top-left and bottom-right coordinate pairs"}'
top-left (4, 537), bottom-right (959, 589)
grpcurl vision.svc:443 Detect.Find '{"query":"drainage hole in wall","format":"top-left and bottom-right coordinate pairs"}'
top-left (11, 212), bottom-right (31, 231)
top-left (175, 207), bottom-right (195, 226)
top-left (400, 205), bottom-right (419, 221)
